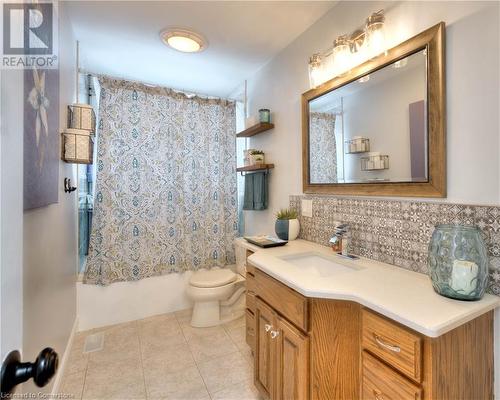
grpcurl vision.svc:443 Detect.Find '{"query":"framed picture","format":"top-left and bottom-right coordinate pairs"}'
top-left (23, 68), bottom-right (59, 210)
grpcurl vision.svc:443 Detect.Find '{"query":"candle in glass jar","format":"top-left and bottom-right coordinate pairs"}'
top-left (450, 260), bottom-right (478, 294)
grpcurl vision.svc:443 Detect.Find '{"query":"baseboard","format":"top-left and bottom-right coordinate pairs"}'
top-left (51, 316), bottom-right (78, 395)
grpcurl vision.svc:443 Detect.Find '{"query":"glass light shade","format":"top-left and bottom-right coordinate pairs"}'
top-left (308, 53), bottom-right (323, 88)
top-left (366, 11), bottom-right (386, 58)
top-left (167, 36), bottom-right (201, 53)
top-left (332, 35), bottom-right (351, 76)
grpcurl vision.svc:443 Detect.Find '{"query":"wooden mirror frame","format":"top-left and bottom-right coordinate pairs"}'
top-left (302, 22), bottom-right (446, 197)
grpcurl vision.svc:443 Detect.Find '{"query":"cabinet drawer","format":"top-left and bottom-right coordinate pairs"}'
top-left (362, 351), bottom-right (422, 400)
top-left (247, 291), bottom-right (256, 314)
top-left (254, 269), bottom-right (309, 332)
top-left (362, 309), bottom-right (422, 382)
top-left (246, 309), bottom-right (256, 352)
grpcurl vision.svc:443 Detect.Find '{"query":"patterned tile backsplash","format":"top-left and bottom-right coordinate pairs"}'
top-left (289, 195), bottom-right (500, 296)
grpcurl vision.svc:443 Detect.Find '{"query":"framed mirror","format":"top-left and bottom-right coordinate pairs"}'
top-left (302, 22), bottom-right (445, 197)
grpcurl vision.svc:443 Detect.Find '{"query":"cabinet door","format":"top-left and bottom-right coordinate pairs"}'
top-left (275, 316), bottom-right (309, 400)
top-left (255, 298), bottom-right (276, 399)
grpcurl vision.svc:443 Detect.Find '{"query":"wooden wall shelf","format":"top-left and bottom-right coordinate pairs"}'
top-left (236, 164), bottom-right (275, 174)
top-left (236, 122), bottom-right (274, 138)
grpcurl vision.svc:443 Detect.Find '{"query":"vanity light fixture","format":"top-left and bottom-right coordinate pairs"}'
top-left (160, 28), bottom-right (207, 53)
top-left (307, 9), bottom-right (387, 88)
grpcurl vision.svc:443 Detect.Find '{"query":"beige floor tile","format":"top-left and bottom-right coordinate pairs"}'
top-left (222, 316), bottom-right (245, 332)
top-left (82, 358), bottom-right (146, 400)
top-left (59, 370), bottom-right (86, 400)
top-left (88, 327), bottom-right (141, 365)
top-left (197, 351), bottom-right (253, 394)
top-left (180, 321), bottom-right (227, 341)
top-left (174, 308), bottom-right (193, 324)
top-left (144, 365), bottom-right (210, 400)
top-left (64, 348), bottom-right (89, 376)
top-left (141, 341), bottom-right (195, 373)
top-left (227, 325), bottom-right (246, 344)
top-left (211, 378), bottom-right (262, 400)
top-left (187, 331), bottom-right (238, 363)
top-left (139, 320), bottom-right (185, 358)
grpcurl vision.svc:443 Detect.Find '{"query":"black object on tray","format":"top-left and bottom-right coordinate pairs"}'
top-left (244, 236), bottom-right (288, 248)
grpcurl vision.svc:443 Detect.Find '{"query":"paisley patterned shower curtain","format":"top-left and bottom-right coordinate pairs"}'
top-left (309, 112), bottom-right (337, 183)
top-left (84, 77), bottom-right (237, 285)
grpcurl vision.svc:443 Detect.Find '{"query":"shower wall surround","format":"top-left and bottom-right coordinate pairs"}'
top-left (289, 195), bottom-right (500, 296)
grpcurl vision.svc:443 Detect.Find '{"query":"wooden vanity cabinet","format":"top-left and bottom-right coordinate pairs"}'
top-left (255, 297), bottom-right (310, 400)
top-left (248, 266), bottom-right (494, 400)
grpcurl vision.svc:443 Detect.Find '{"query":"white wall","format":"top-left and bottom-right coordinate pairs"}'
top-left (22, 4), bottom-right (78, 393)
top-left (244, 0), bottom-right (500, 236)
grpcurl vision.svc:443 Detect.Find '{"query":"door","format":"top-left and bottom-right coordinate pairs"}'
top-left (275, 316), bottom-right (310, 400)
top-left (1, 69), bottom-right (24, 372)
top-left (255, 298), bottom-right (276, 399)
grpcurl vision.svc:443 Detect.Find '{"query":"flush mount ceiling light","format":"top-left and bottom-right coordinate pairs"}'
top-left (160, 28), bottom-right (207, 53)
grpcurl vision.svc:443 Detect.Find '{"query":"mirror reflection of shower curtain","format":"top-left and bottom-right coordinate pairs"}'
top-left (84, 77), bottom-right (238, 285)
top-left (309, 112), bottom-right (337, 183)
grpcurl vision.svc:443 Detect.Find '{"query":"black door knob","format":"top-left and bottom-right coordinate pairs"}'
top-left (1, 348), bottom-right (58, 396)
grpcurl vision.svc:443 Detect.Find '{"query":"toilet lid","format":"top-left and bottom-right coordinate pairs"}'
top-left (189, 268), bottom-right (237, 288)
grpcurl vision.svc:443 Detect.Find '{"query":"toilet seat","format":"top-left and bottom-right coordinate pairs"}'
top-left (189, 268), bottom-right (237, 288)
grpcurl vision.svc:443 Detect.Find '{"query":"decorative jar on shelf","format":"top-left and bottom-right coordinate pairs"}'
top-left (249, 151), bottom-right (265, 165)
top-left (428, 224), bottom-right (489, 301)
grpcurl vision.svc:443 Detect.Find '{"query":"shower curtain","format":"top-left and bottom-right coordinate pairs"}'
top-left (309, 112), bottom-right (337, 183)
top-left (84, 77), bottom-right (237, 285)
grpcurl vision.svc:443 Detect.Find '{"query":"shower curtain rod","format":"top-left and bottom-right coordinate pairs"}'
top-left (78, 68), bottom-right (240, 103)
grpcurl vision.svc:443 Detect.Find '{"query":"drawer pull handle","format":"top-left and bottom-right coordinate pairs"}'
top-left (373, 389), bottom-right (384, 400)
top-left (373, 334), bottom-right (401, 353)
top-left (270, 330), bottom-right (280, 339)
top-left (264, 324), bottom-right (272, 332)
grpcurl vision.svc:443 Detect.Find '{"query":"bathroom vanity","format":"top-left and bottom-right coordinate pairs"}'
top-left (237, 239), bottom-right (499, 400)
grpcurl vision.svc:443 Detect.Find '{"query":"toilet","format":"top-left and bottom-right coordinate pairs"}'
top-left (187, 263), bottom-right (246, 327)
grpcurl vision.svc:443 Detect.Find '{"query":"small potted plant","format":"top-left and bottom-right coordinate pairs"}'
top-left (249, 150), bottom-right (265, 165)
top-left (275, 208), bottom-right (300, 241)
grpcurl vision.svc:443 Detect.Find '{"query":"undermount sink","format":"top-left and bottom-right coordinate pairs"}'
top-left (279, 252), bottom-right (362, 277)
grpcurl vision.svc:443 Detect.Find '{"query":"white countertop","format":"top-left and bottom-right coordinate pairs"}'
top-left (236, 238), bottom-right (500, 337)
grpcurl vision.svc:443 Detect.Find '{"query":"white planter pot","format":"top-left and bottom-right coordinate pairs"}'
top-left (288, 219), bottom-right (300, 240)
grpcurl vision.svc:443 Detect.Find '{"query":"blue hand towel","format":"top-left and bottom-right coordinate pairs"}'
top-left (243, 172), bottom-right (268, 210)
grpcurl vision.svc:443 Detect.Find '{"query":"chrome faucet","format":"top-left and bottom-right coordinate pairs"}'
top-left (329, 224), bottom-right (358, 259)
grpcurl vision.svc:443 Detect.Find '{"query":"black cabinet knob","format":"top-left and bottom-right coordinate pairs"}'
top-left (1, 348), bottom-right (58, 396)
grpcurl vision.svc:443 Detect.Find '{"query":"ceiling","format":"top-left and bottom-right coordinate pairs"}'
top-left (65, 1), bottom-right (336, 98)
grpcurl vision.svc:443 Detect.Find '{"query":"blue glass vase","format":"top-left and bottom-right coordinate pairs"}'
top-left (428, 224), bottom-right (489, 301)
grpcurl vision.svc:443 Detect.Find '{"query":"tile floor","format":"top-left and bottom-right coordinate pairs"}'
top-left (60, 309), bottom-right (261, 400)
